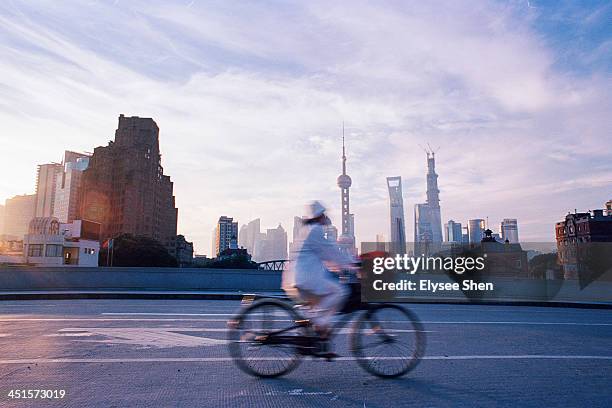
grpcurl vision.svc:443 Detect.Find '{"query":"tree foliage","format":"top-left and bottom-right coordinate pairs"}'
top-left (528, 253), bottom-right (559, 279)
top-left (100, 234), bottom-right (177, 267)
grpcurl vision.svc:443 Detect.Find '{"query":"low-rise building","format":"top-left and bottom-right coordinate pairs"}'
top-left (175, 234), bottom-right (194, 268)
top-left (23, 217), bottom-right (101, 267)
top-left (0, 238), bottom-right (24, 264)
top-left (479, 229), bottom-right (529, 277)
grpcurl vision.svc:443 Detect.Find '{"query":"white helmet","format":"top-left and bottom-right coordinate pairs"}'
top-left (304, 200), bottom-right (326, 220)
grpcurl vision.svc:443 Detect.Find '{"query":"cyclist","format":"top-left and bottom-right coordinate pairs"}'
top-left (282, 201), bottom-right (357, 344)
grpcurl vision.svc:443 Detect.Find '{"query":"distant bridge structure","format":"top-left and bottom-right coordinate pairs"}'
top-left (257, 260), bottom-right (287, 271)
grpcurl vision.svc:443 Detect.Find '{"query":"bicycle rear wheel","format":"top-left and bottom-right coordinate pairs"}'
top-left (351, 304), bottom-right (426, 378)
top-left (227, 299), bottom-right (307, 378)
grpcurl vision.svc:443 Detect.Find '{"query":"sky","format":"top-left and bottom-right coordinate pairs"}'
top-left (0, 0), bottom-right (610, 255)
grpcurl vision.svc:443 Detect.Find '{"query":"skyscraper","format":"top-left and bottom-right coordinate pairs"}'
top-left (291, 216), bottom-right (302, 242)
top-left (35, 162), bottom-right (63, 218)
top-left (374, 233), bottom-right (386, 252)
top-left (79, 115), bottom-right (178, 254)
top-left (3, 194), bottom-right (36, 239)
top-left (288, 216), bottom-right (303, 254)
top-left (500, 218), bottom-right (519, 243)
top-left (387, 176), bottom-right (406, 254)
top-left (468, 219), bottom-right (486, 244)
top-left (238, 218), bottom-right (262, 256)
top-left (254, 224), bottom-right (288, 262)
top-left (213, 216), bottom-right (238, 256)
top-left (53, 151), bottom-right (90, 223)
top-left (445, 220), bottom-right (463, 243)
top-left (414, 150), bottom-right (443, 255)
top-left (336, 125), bottom-right (357, 255)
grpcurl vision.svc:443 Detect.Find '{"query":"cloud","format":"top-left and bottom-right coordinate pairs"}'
top-left (0, 0), bottom-right (610, 253)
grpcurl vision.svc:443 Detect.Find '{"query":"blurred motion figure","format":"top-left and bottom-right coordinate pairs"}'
top-left (282, 201), bottom-right (356, 337)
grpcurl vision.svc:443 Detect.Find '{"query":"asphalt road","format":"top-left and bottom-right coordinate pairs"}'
top-left (0, 299), bottom-right (610, 407)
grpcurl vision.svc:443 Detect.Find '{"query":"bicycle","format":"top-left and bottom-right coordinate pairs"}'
top-left (227, 286), bottom-right (426, 378)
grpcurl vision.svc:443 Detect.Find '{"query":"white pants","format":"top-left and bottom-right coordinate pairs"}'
top-left (289, 283), bottom-right (348, 329)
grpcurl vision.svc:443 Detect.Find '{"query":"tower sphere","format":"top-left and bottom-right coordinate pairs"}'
top-left (337, 174), bottom-right (352, 188)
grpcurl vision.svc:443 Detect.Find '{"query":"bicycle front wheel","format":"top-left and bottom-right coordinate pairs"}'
top-left (351, 304), bottom-right (426, 378)
top-left (227, 299), bottom-right (307, 378)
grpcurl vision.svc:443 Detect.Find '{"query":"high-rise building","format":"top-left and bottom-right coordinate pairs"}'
top-left (288, 216), bottom-right (303, 254)
top-left (606, 199), bottom-right (612, 216)
top-left (336, 125), bottom-right (357, 255)
top-left (414, 150), bottom-right (443, 255)
top-left (35, 163), bottom-right (62, 218)
top-left (254, 224), bottom-right (288, 262)
top-left (213, 216), bottom-right (238, 256)
top-left (53, 151), bottom-right (90, 223)
top-left (500, 218), bottom-right (519, 243)
top-left (324, 224), bottom-right (338, 242)
top-left (0, 204), bottom-right (4, 235)
top-left (238, 218), bottom-right (262, 256)
top-left (445, 220), bottom-right (463, 243)
top-left (375, 233), bottom-right (387, 252)
top-left (79, 115), bottom-right (178, 254)
top-left (291, 216), bottom-right (302, 243)
top-left (468, 219), bottom-right (486, 244)
top-left (387, 176), bottom-right (406, 254)
top-left (3, 194), bottom-right (36, 239)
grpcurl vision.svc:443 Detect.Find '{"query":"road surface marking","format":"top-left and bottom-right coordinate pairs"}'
top-left (0, 355), bottom-right (611, 364)
top-left (102, 312), bottom-right (242, 316)
top-left (47, 328), bottom-right (228, 348)
top-left (54, 327), bottom-right (431, 334)
top-left (1, 317), bottom-right (611, 326)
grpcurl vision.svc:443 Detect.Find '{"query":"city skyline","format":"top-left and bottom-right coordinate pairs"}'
top-left (1, 1), bottom-right (611, 255)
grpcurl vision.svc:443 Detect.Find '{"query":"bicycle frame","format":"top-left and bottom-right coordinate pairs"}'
top-left (238, 294), bottom-right (372, 348)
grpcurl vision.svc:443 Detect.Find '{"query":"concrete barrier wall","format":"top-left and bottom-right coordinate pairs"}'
top-left (0, 267), bottom-right (281, 292)
top-left (0, 267), bottom-right (609, 304)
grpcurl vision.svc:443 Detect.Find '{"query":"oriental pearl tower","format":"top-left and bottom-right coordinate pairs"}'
top-left (337, 123), bottom-right (357, 255)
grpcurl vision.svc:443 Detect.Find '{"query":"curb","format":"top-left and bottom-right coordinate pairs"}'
top-left (0, 291), bottom-right (610, 309)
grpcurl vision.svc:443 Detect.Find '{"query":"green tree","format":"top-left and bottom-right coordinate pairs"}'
top-left (528, 253), bottom-right (559, 279)
top-left (100, 234), bottom-right (177, 267)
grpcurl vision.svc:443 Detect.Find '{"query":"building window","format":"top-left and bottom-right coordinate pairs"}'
top-left (28, 244), bottom-right (43, 257)
top-left (45, 244), bottom-right (63, 257)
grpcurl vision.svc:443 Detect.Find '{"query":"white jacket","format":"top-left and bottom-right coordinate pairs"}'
top-left (282, 223), bottom-right (354, 296)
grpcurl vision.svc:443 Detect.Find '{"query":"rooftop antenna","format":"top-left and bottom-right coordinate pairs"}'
top-left (419, 143), bottom-right (441, 158)
top-left (341, 121), bottom-right (347, 175)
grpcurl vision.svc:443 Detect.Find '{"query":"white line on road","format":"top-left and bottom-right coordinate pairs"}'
top-left (102, 312), bottom-right (239, 316)
top-left (0, 355), bottom-right (611, 364)
top-left (1, 317), bottom-right (611, 326)
top-left (55, 327), bottom-right (431, 334)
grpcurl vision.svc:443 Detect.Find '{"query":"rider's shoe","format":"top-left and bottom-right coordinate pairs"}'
top-left (313, 339), bottom-right (339, 361)
top-left (320, 351), bottom-right (339, 361)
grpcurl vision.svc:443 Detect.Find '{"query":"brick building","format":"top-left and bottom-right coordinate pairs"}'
top-left (79, 115), bottom-right (178, 255)
top-left (555, 207), bottom-right (612, 279)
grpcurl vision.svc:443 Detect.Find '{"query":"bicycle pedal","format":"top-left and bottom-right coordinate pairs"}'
top-left (295, 319), bottom-right (311, 326)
